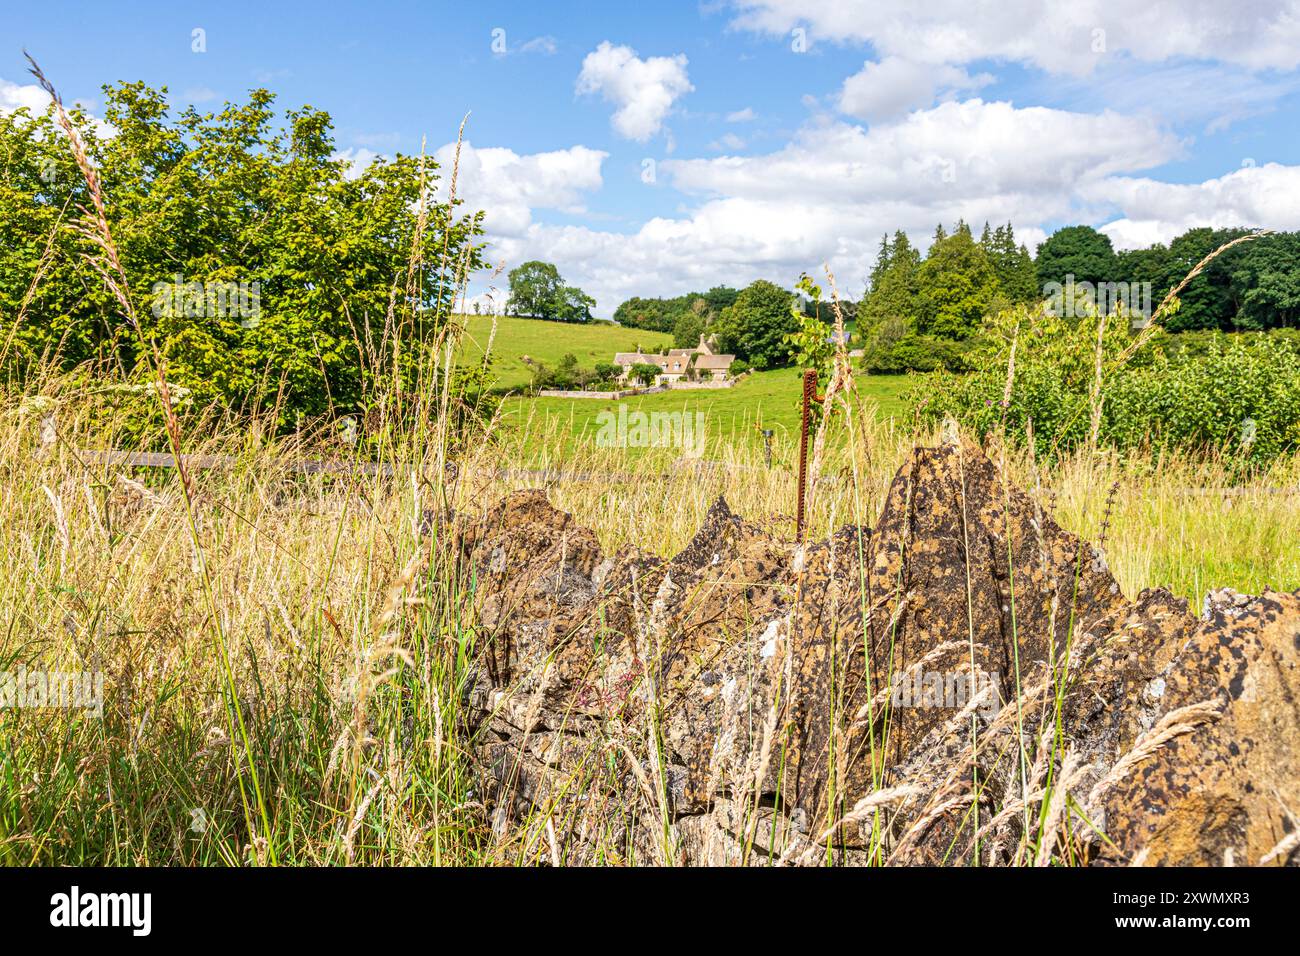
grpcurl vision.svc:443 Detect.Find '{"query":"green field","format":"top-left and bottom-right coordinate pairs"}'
top-left (501, 367), bottom-right (912, 447)
top-left (457, 314), bottom-right (673, 390)
top-left (459, 314), bottom-right (914, 457)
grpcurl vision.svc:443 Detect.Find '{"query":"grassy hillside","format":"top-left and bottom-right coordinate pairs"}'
top-left (457, 313), bottom-right (915, 456)
top-left (456, 314), bottom-right (673, 390)
top-left (497, 367), bottom-right (915, 458)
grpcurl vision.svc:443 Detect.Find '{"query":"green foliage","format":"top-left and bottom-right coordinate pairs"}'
top-left (1160, 228), bottom-right (1250, 331)
top-left (859, 222), bottom-right (1030, 355)
top-left (506, 261), bottom-right (594, 322)
top-left (672, 310), bottom-right (705, 349)
top-left (714, 279), bottom-right (797, 369)
top-left (530, 354), bottom-right (629, 392)
top-left (1035, 224), bottom-right (1117, 289)
top-left (915, 222), bottom-right (1001, 338)
top-left (629, 362), bottom-right (661, 387)
top-left (613, 288), bottom-right (729, 334)
top-left (861, 322), bottom-right (972, 374)
top-left (980, 221), bottom-right (1039, 304)
top-left (783, 274), bottom-right (834, 375)
top-left (862, 231), bottom-right (922, 328)
top-left (703, 285), bottom-right (739, 314)
top-left (553, 285), bottom-right (595, 323)
top-left (1236, 232), bottom-right (1300, 329)
top-left (0, 82), bottom-right (485, 429)
top-left (506, 261), bottom-right (562, 317)
top-left (917, 304), bottom-right (1300, 465)
top-left (1111, 229), bottom-right (1298, 332)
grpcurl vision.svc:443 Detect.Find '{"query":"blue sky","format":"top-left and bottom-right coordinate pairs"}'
top-left (5, 1), bottom-right (1300, 315)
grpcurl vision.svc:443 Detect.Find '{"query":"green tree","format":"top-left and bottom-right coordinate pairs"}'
top-left (714, 279), bottom-right (797, 369)
top-left (1234, 232), bottom-right (1300, 329)
top-left (0, 82), bottom-right (484, 426)
top-left (551, 285), bottom-right (595, 323)
top-left (916, 224), bottom-right (1000, 338)
top-left (1163, 227), bottom-right (1251, 331)
top-left (506, 261), bottom-right (564, 318)
top-left (863, 231), bottom-right (922, 326)
top-left (630, 362), bottom-right (661, 387)
top-left (673, 310), bottom-right (705, 349)
top-left (1035, 225), bottom-right (1118, 290)
top-left (1117, 243), bottom-right (1175, 316)
top-left (703, 285), bottom-right (739, 314)
top-left (981, 222), bottom-right (1039, 303)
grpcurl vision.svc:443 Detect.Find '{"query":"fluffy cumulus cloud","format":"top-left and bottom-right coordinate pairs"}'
top-left (838, 57), bottom-right (992, 121)
top-left (727, 0), bottom-right (1300, 74)
top-left (435, 141), bottom-right (607, 238)
top-left (0, 77), bottom-right (53, 114)
top-left (459, 96), bottom-right (1300, 315)
top-left (576, 41), bottom-right (693, 141)
top-left (1090, 163), bottom-right (1300, 249)
top-left (665, 101), bottom-right (1180, 208)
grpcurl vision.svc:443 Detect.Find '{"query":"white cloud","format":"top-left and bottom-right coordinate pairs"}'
top-left (708, 132), bottom-right (747, 151)
top-left (576, 41), bottom-right (694, 141)
top-left (433, 141), bottom-right (607, 237)
top-left (666, 100), bottom-right (1181, 205)
top-left (0, 77), bottom-right (114, 138)
top-left (0, 78), bottom-right (53, 114)
top-left (728, 0), bottom-right (1300, 74)
top-left (725, 107), bottom-right (757, 122)
top-left (467, 100), bottom-right (1193, 314)
top-left (838, 57), bottom-right (992, 121)
top-left (333, 147), bottom-right (384, 181)
top-left (1093, 163), bottom-right (1300, 248)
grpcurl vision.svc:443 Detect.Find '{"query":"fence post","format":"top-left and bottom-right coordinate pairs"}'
top-left (796, 370), bottom-right (819, 542)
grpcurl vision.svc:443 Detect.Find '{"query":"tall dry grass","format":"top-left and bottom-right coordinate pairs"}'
top-left (3, 383), bottom-right (1296, 864)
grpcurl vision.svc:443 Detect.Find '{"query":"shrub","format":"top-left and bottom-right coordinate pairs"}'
top-left (917, 305), bottom-right (1300, 466)
top-left (1, 83), bottom-right (484, 432)
top-left (629, 363), bottom-right (662, 388)
top-left (863, 332), bottom-right (973, 374)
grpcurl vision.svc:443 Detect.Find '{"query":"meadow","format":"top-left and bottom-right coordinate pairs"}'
top-left (456, 313), bottom-right (672, 390)
top-left (3, 360), bottom-right (1298, 864)
top-left (456, 313), bottom-right (911, 456)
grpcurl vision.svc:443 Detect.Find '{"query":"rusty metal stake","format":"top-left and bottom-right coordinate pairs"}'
top-left (796, 368), bottom-right (820, 542)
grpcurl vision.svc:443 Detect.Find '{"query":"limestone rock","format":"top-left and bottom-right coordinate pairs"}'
top-left (446, 442), bottom-right (1300, 866)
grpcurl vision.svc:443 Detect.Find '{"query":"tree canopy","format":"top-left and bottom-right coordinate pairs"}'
top-left (713, 279), bottom-right (797, 369)
top-left (505, 261), bottom-right (594, 322)
top-left (915, 222), bottom-right (1002, 338)
top-left (613, 287), bottom-right (737, 333)
top-left (0, 81), bottom-right (484, 426)
top-left (1035, 224), bottom-right (1117, 289)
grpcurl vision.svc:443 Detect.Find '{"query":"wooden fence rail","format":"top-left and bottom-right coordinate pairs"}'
top-left (72, 448), bottom-right (1299, 496)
